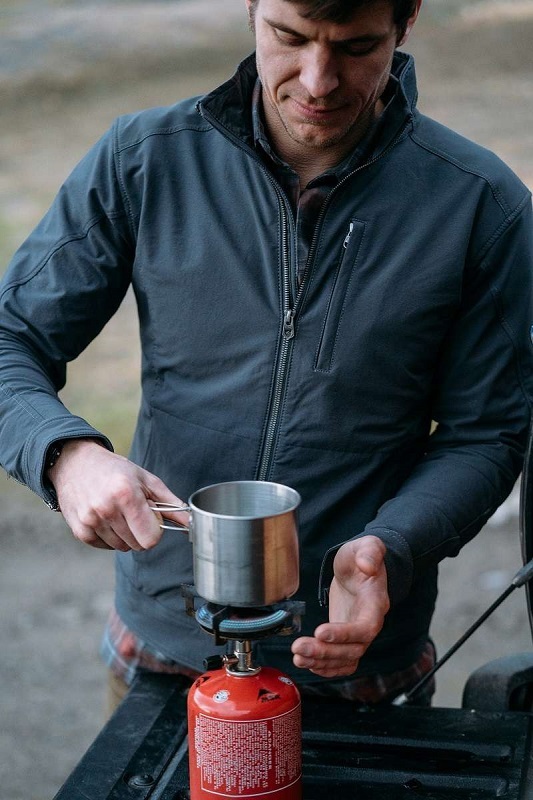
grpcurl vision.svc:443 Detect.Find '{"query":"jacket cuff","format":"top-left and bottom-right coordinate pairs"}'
top-left (376, 527), bottom-right (414, 605)
top-left (318, 528), bottom-right (414, 609)
top-left (318, 543), bottom-right (341, 607)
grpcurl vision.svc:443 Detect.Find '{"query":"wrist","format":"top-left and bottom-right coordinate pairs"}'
top-left (45, 437), bottom-right (106, 484)
top-left (43, 437), bottom-right (112, 512)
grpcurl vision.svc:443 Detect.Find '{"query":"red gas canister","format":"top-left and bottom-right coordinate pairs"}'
top-left (188, 664), bottom-right (302, 800)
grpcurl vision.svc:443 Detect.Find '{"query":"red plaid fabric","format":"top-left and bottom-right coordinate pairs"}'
top-left (100, 608), bottom-right (201, 685)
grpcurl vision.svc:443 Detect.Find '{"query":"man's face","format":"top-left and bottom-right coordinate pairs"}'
top-left (247, 0), bottom-right (418, 160)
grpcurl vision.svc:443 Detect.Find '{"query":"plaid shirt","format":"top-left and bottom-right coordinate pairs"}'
top-left (101, 76), bottom-right (436, 706)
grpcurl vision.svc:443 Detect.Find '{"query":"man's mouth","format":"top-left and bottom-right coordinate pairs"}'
top-left (290, 97), bottom-right (346, 122)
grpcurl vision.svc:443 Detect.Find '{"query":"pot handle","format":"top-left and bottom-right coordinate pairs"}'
top-left (149, 502), bottom-right (191, 532)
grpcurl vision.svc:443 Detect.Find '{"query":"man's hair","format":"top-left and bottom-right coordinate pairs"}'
top-left (248, 0), bottom-right (418, 38)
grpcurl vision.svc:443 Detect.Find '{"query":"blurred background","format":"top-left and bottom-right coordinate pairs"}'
top-left (1, 1), bottom-right (532, 798)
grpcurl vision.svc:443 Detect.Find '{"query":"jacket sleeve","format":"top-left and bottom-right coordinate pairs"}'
top-left (0, 121), bottom-right (132, 505)
top-left (321, 194), bottom-right (533, 608)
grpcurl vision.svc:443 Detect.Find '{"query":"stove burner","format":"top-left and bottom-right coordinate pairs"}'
top-left (195, 603), bottom-right (292, 639)
top-left (180, 585), bottom-right (305, 645)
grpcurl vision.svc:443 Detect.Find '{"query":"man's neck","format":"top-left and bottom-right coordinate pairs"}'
top-left (263, 97), bottom-right (385, 188)
top-left (287, 150), bottom-right (346, 188)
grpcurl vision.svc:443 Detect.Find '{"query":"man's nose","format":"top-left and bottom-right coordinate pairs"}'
top-left (299, 46), bottom-right (340, 99)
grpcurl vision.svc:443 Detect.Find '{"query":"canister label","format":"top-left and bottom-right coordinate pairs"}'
top-left (193, 705), bottom-right (301, 797)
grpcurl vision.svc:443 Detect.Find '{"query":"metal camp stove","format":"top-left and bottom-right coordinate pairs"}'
top-left (181, 584), bottom-right (306, 648)
top-left (179, 584), bottom-right (305, 800)
top-left (156, 481), bottom-right (307, 798)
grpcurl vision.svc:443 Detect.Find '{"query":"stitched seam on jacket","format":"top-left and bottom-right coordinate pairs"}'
top-left (380, 526), bottom-right (463, 583)
top-left (115, 122), bottom-right (212, 154)
top-left (151, 402), bottom-right (263, 445)
top-left (113, 120), bottom-right (136, 244)
top-left (476, 191), bottom-right (531, 263)
top-left (409, 129), bottom-right (521, 217)
top-left (0, 212), bottom-right (128, 298)
top-left (0, 383), bottom-right (43, 423)
top-left (488, 281), bottom-right (533, 408)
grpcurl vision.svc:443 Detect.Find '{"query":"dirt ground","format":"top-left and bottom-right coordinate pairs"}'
top-left (1, 2), bottom-right (533, 798)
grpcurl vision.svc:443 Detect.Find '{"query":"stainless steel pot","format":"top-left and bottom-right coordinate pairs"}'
top-left (152, 480), bottom-right (301, 607)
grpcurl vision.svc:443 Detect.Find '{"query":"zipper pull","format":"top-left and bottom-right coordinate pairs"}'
top-left (283, 309), bottom-right (295, 340)
top-left (343, 221), bottom-right (354, 249)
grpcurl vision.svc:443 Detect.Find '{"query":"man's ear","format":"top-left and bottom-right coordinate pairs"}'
top-left (397, 0), bottom-right (423, 46)
top-left (245, 0), bottom-right (255, 32)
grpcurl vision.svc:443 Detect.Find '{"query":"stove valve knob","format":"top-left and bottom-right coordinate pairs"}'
top-left (203, 655), bottom-right (225, 671)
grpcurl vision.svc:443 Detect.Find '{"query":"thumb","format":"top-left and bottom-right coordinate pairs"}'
top-left (335, 536), bottom-right (386, 579)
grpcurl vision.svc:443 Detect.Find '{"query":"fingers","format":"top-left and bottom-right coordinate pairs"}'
top-left (72, 506), bottom-right (168, 552)
top-left (291, 633), bottom-right (364, 677)
top-left (70, 505), bottom-right (142, 551)
top-left (51, 441), bottom-right (187, 552)
top-left (73, 530), bottom-right (114, 551)
top-left (71, 473), bottom-right (162, 551)
top-left (73, 522), bottom-right (130, 552)
top-left (71, 484), bottom-right (187, 552)
top-left (73, 508), bottom-right (147, 552)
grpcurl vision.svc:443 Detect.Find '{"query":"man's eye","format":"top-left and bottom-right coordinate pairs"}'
top-left (275, 31), bottom-right (306, 46)
top-left (342, 42), bottom-right (377, 57)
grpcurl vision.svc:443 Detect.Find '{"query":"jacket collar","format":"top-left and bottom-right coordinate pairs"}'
top-left (198, 50), bottom-right (417, 160)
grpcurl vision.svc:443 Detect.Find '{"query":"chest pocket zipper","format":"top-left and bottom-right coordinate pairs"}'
top-left (314, 218), bottom-right (366, 373)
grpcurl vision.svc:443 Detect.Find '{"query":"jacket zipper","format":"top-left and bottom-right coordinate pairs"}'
top-left (257, 197), bottom-right (294, 481)
top-left (256, 121), bottom-right (411, 481)
top-left (343, 222), bottom-right (354, 249)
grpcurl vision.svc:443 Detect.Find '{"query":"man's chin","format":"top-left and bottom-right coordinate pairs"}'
top-left (286, 123), bottom-right (348, 151)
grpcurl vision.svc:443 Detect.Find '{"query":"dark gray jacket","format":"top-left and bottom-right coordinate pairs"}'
top-left (1, 52), bottom-right (532, 681)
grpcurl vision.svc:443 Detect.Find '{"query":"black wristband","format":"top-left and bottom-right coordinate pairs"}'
top-left (45, 442), bottom-right (63, 472)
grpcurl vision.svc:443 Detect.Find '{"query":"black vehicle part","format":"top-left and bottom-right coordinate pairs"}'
top-left (462, 652), bottom-right (533, 711)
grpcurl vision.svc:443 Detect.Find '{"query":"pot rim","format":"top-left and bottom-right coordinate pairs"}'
top-left (189, 480), bottom-right (301, 521)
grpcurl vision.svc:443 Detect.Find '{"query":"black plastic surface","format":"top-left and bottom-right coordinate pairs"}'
top-left (462, 653), bottom-right (533, 711)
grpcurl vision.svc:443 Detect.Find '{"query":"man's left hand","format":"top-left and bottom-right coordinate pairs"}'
top-left (291, 535), bottom-right (390, 678)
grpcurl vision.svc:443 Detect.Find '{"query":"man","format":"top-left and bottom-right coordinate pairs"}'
top-left (1, 0), bottom-right (532, 707)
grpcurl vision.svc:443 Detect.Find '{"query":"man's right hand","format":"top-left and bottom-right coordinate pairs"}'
top-left (47, 439), bottom-right (188, 552)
